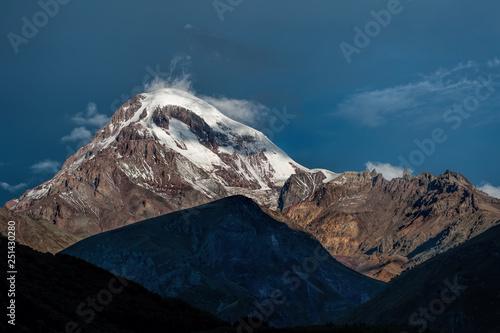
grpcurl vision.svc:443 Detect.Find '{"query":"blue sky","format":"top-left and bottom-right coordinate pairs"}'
top-left (1, 0), bottom-right (499, 205)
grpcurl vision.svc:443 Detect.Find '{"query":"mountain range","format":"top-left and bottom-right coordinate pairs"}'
top-left (61, 195), bottom-right (383, 327)
top-left (2, 87), bottom-right (499, 331)
top-left (279, 168), bottom-right (500, 281)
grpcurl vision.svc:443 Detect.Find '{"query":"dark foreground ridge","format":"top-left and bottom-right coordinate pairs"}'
top-left (62, 195), bottom-right (383, 327)
top-left (0, 231), bottom-right (417, 332)
top-left (341, 224), bottom-right (500, 332)
top-left (0, 235), bottom-right (226, 333)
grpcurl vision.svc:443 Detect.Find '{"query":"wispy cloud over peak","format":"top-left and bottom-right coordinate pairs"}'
top-left (144, 54), bottom-right (193, 94)
top-left (203, 96), bottom-right (271, 128)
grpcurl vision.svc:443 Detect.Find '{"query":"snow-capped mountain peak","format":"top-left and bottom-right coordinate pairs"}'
top-left (87, 88), bottom-right (308, 191)
top-left (7, 88), bottom-right (334, 235)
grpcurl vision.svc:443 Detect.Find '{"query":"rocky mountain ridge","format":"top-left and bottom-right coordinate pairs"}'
top-left (279, 168), bottom-right (500, 281)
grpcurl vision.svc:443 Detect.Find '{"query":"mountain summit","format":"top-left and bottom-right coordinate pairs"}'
top-left (6, 89), bottom-right (334, 235)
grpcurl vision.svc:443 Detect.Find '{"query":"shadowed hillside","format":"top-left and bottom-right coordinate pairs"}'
top-left (341, 225), bottom-right (500, 332)
top-left (0, 236), bottom-right (226, 333)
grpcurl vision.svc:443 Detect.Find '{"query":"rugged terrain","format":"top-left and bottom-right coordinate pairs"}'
top-left (6, 89), bottom-right (334, 237)
top-left (0, 207), bottom-right (82, 253)
top-left (4, 87), bottom-right (499, 292)
top-left (62, 195), bottom-right (384, 327)
top-left (279, 168), bottom-right (500, 281)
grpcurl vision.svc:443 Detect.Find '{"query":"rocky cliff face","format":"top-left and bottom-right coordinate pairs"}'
top-left (0, 208), bottom-right (82, 254)
top-left (279, 169), bottom-right (500, 281)
top-left (6, 89), bottom-right (319, 236)
top-left (62, 195), bottom-right (383, 327)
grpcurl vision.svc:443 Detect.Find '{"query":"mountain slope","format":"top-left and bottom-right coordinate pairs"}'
top-left (62, 195), bottom-right (383, 327)
top-left (0, 207), bottom-right (82, 253)
top-left (279, 169), bottom-right (500, 281)
top-left (0, 236), bottom-right (226, 333)
top-left (6, 89), bottom-right (334, 236)
top-left (341, 224), bottom-right (500, 332)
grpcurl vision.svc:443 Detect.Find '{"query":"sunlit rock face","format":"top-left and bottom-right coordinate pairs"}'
top-left (279, 169), bottom-right (500, 281)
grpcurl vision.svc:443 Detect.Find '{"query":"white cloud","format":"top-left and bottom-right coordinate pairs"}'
top-left (30, 159), bottom-right (61, 174)
top-left (203, 96), bottom-right (271, 127)
top-left (62, 102), bottom-right (110, 150)
top-left (365, 161), bottom-right (410, 180)
top-left (72, 102), bottom-right (110, 128)
top-left (139, 54), bottom-right (273, 129)
top-left (144, 54), bottom-right (193, 93)
top-left (0, 182), bottom-right (27, 193)
top-left (336, 60), bottom-right (500, 127)
top-left (61, 126), bottom-right (92, 143)
top-left (144, 75), bottom-right (193, 94)
top-left (487, 57), bottom-right (500, 68)
top-left (478, 183), bottom-right (500, 199)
